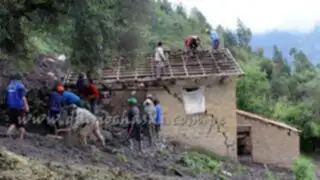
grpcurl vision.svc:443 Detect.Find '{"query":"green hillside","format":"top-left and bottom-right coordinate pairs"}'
top-left (1, 0), bottom-right (320, 153)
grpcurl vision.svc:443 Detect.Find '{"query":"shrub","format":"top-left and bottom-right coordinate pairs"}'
top-left (179, 152), bottom-right (222, 173)
top-left (292, 156), bottom-right (316, 180)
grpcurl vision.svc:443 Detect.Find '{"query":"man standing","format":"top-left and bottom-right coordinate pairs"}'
top-left (206, 29), bottom-right (219, 50)
top-left (6, 73), bottom-right (29, 140)
top-left (82, 80), bottom-right (100, 114)
top-left (57, 104), bottom-right (105, 147)
top-left (76, 73), bottom-right (85, 95)
top-left (143, 98), bottom-right (156, 147)
top-left (154, 41), bottom-right (167, 79)
top-left (154, 98), bottom-right (162, 141)
top-left (127, 97), bottom-right (141, 151)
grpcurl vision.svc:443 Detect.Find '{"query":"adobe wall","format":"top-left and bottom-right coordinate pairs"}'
top-left (237, 111), bottom-right (300, 168)
top-left (149, 77), bottom-right (238, 160)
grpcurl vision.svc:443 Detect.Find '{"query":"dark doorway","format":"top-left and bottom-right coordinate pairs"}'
top-left (237, 125), bottom-right (252, 161)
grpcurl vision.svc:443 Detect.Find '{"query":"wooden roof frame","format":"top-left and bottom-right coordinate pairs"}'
top-left (65, 48), bottom-right (244, 85)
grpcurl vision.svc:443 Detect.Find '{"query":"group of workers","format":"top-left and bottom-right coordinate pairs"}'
top-left (3, 29), bottom-right (218, 147)
top-left (184, 29), bottom-right (220, 52)
top-left (154, 28), bottom-right (220, 78)
top-left (4, 72), bottom-right (163, 151)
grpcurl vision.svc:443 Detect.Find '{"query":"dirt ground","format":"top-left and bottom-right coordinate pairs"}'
top-left (0, 125), bottom-right (295, 180)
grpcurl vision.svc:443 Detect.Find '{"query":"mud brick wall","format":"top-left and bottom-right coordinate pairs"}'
top-left (149, 77), bottom-right (238, 160)
top-left (237, 110), bottom-right (300, 169)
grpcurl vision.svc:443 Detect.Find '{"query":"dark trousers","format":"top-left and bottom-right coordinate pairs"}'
top-left (127, 123), bottom-right (141, 141)
top-left (212, 39), bottom-right (219, 50)
top-left (90, 99), bottom-right (97, 114)
top-left (8, 108), bottom-right (25, 129)
top-left (155, 123), bottom-right (161, 140)
top-left (46, 110), bottom-right (60, 134)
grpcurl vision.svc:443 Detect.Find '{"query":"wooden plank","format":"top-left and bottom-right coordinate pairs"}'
top-left (68, 72), bottom-right (243, 84)
top-left (150, 56), bottom-right (155, 78)
top-left (134, 70), bottom-right (138, 80)
top-left (237, 134), bottom-right (247, 139)
top-left (181, 54), bottom-right (189, 76)
top-left (116, 59), bottom-right (121, 81)
top-left (237, 124), bottom-right (251, 133)
top-left (166, 59), bottom-right (174, 77)
top-left (196, 55), bottom-right (206, 76)
top-left (68, 69), bottom-right (240, 82)
top-left (62, 69), bottom-right (72, 85)
top-left (226, 48), bottom-right (244, 75)
top-left (69, 70), bottom-right (212, 81)
top-left (209, 51), bottom-right (221, 73)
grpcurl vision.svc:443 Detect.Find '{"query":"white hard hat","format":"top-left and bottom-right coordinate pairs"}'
top-left (205, 28), bottom-right (210, 33)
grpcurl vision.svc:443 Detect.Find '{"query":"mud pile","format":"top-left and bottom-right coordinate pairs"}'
top-left (0, 56), bottom-right (68, 129)
top-left (0, 148), bottom-right (144, 180)
top-left (0, 55), bottom-right (67, 90)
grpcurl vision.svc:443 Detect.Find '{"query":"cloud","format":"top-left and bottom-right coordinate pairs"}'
top-left (169, 0), bottom-right (320, 33)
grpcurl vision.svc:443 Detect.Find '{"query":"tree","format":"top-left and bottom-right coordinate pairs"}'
top-left (236, 18), bottom-right (252, 47)
top-left (176, 3), bottom-right (187, 19)
top-left (256, 47), bottom-right (264, 57)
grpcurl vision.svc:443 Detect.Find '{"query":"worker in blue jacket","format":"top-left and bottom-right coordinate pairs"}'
top-left (206, 29), bottom-right (220, 50)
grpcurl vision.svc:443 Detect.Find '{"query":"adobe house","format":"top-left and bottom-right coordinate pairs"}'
top-left (237, 110), bottom-right (300, 168)
top-left (65, 49), bottom-right (300, 167)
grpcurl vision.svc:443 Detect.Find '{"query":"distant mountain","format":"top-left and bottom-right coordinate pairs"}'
top-left (250, 25), bottom-right (320, 65)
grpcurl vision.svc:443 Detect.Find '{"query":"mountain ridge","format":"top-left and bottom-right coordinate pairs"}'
top-left (250, 25), bottom-right (320, 64)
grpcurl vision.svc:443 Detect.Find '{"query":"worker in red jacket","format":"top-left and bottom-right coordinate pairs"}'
top-left (184, 35), bottom-right (201, 52)
top-left (82, 80), bottom-right (100, 114)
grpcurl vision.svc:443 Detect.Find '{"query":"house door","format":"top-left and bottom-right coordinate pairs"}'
top-left (237, 124), bottom-right (252, 161)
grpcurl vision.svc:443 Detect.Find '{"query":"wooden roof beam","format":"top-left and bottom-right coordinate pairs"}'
top-left (181, 54), bottom-right (189, 76)
top-left (209, 51), bottom-right (221, 73)
top-left (196, 55), bottom-right (206, 76)
top-left (165, 59), bottom-right (174, 77)
top-left (116, 58), bottom-right (121, 81)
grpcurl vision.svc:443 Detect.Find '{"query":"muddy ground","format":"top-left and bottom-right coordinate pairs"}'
top-left (0, 126), bottom-right (295, 180)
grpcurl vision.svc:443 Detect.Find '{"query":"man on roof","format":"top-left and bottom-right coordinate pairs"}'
top-left (206, 29), bottom-right (219, 50)
top-left (184, 35), bottom-right (201, 53)
top-left (154, 41), bottom-right (167, 79)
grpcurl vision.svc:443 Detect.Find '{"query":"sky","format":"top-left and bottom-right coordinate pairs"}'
top-left (168, 0), bottom-right (320, 33)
